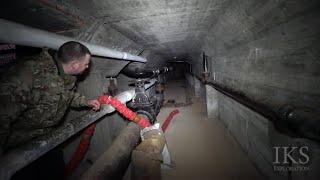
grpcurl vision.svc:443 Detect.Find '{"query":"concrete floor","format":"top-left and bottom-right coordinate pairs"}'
top-left (163, 80), bottom-right (188, 105)
top-left (157, 80), bottom-right (264, 180)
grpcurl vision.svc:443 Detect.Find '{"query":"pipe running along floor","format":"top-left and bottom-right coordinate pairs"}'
top-left (157, 79), bottom-right (264, 180)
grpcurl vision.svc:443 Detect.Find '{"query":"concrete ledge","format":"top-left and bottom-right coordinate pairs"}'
top-left (216, 89), bottom-right (320, 180)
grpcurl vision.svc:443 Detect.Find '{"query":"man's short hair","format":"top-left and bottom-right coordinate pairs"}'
top-left (57, 41), bottom-right (91, 63)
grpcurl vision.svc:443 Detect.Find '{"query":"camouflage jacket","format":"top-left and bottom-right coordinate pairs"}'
top-left (0, 50), bottom-right (88, 150)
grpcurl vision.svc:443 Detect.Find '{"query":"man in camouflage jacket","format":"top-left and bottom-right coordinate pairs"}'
top-left (0, 41), bottom-right (100, 153)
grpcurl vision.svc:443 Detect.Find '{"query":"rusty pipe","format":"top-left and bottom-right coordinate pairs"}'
top-left (131, 128), bottom-right (166, 180)
top-left (80, 122), bottom-right (141, 180)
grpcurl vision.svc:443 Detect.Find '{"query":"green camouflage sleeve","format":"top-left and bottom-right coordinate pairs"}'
top-left (0, 80), bottom-right (30, 151)
top-left (70, 91), bottom-right (88, 108)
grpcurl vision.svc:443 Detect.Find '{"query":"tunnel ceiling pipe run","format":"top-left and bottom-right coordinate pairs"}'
top-left (0, 79), bottom-right (156, 180)
top-left (0, 19), bottom-right (147, 62)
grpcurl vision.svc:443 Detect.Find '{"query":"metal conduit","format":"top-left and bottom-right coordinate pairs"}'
top-left (0, 79), bottom-right (156, 180)
top-left (0, 19), bottom-right (147, 62)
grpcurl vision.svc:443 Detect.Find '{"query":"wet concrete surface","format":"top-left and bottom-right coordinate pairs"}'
top-left (157, 80), bottom-right (265, 180)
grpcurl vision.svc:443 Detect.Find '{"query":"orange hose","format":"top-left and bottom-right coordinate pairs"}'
top-left (98, 95), bottom-right (151, 128)
top-left (64, 123), bottom-right (96, 178)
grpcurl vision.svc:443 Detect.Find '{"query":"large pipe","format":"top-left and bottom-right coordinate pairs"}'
top-left (122, 61), bottom-right (170, 79)
top-left (0, 19), bottom-right (147, 62)
top-left (122, 62), bottom-right (155, 78)
top-left (82, 122), bottom-right (167, 180)
top-left (0, 79), bottom-right (156, 180)
top-left (131, 128), bottom-right (166, 180)
top-left (80, 122), bottom-right (141, 180)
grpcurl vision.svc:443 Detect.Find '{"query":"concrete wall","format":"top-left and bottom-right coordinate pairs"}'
top-left (185, 73), bottom-right (206, 101)
top-left (204, 85), bottom-right (320, 180)
top-left (197, 0), bottom-right (320, 113)
top-left (193, 76), bottom-right (202, 98)
top-left (192, 2), bottom-right (320, 178)
top-left (205, 85), bottom-right (218, 119)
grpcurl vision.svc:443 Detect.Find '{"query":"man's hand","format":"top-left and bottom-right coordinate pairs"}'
top-left (87, 100), bottom-right (101, 111)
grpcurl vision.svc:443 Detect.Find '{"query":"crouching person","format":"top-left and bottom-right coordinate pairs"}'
top-left (0, 41), bottom-right (100, 154)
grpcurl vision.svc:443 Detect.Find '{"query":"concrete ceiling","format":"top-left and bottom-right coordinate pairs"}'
top-left (67, 0), bottom-right (230, 60)
top-left (0, 0), bottom-right (83, 32)
top-left (1, 0), bottom-right (231, 61)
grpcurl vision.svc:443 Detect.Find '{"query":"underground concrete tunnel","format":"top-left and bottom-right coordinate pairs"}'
top-left (0, 0), bottom-right (320, 180)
